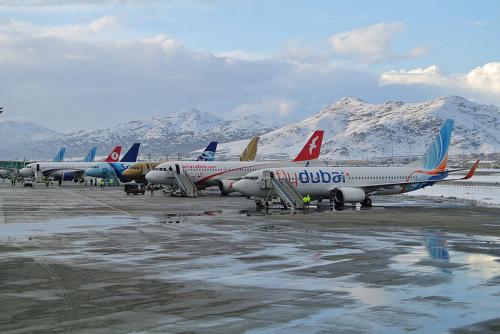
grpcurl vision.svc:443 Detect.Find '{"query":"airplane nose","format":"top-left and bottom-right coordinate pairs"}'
top-left (145, 171), bottom-right (157, 183)
top-left (84, 168), bottom-right (100, 178)
top-left (19, 168), bottom-right (31, 177)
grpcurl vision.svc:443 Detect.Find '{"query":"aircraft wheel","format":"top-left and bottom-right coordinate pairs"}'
top-left (361, 197), bottom-right (372, 207)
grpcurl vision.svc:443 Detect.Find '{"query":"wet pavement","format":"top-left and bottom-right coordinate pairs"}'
top-left (1, 183), bottom-right (500, 333)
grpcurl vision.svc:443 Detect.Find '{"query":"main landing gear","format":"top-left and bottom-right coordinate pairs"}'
top-left (360, 197), bottom-right (372, 208)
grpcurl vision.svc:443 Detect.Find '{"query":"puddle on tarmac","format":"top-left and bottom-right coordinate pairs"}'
top-left (1, 213), bottom-right (498, 333)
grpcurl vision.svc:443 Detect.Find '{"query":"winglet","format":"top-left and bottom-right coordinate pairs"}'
top-left (463, 160), bottom-right (480, 180)
top-left (292, 130), bottom-right (324, 161)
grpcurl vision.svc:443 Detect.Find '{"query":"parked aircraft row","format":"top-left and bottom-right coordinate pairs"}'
top-left (142, 119), bottom-right (478, 207)
top-left (14, 119), bottom-right (478, 208)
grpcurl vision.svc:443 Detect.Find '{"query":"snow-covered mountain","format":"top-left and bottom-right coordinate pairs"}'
top-left (216, 96), bottom-right (500, 160)
top-left (0, 118), bottom-right (59, 159)
top-left (0, 109), bottom-right (275, 160)
top-left (2, 96), bottom-right (499, 161)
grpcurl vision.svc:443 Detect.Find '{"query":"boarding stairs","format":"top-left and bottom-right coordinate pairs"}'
top-left (174, 172), bottom-right (199, 198)
top-left (260, 170), bottom-right (304, 209)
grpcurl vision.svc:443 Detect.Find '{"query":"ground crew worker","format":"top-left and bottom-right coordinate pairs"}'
top-left (109, 179), bottom-right (113, 187)
top-left (303, 195), bottom-right (311, 207)
top-left (100, 179), bottom-right (104, 189)
top-left (90, 179), bottom-right (93, 186)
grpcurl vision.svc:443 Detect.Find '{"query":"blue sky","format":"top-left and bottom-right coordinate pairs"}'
top-left (0, 0), bottom-right (499, 130)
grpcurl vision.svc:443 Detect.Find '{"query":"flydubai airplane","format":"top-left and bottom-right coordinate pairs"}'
top-left (145, 130), bottom-right (325, 194)
top-left (232, 119), bottom-right (479, 207)
top-left (122, 141), bottom-right (219, 183)
top-left (19, 145), bottom-right (122, 180)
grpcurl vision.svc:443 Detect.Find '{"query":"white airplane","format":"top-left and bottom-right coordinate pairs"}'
top-left (19, 146), bottom-right (122, 181)
top-left (232, 119), bottom-right (480, 207)
top-left (145, 130), bottom-right (324, 194)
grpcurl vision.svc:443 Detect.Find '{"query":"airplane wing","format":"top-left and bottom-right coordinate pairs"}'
top-left (354, 160), bottom-right (480, 193)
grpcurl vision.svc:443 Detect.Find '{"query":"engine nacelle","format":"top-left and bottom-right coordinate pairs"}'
top-left (334, 187), bottom-right (366, 203)
top-left (62, 171), bottom-right (76, 181)
top-left (218, 179), bottom-right (236, 195)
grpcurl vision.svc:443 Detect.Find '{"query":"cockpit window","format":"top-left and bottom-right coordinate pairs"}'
top-left (244, 176), bottom-right (258, 180)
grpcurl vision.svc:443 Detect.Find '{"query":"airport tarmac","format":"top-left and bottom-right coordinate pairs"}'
top-left (1, 183), bottom-right (500, 333)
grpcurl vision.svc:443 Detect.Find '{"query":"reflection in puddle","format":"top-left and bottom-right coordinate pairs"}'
top-left (425, 234), bottom-right (450, 261)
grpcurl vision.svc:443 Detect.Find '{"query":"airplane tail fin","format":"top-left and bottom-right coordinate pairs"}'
top-left (197, 141), bottom-right (218, 161)
top-left (409, 119), bottom-right (454, 174)
top-left (104, 146), bottom-right (122, 162)
top-left (120, 143), bottom-right (141, 162)
top-left (83, 146), bottom-right (97, 162)
top-left (52, 148), bottom-right (65, 162)
top-left (240, 136), bottom-right (259, 161)
top-left (292, 130), bottom-right (324, 161)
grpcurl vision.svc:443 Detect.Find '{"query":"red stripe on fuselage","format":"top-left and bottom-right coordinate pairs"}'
top-left (191, 162), bottom-right (278, 185)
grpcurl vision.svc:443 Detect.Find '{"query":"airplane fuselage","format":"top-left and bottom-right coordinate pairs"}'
top-left (145, 160), bottom-right (315, 188)
top-left (232, 166), bottom-right (447, 200)
top-left (19, 162), bottom-right (97, 180)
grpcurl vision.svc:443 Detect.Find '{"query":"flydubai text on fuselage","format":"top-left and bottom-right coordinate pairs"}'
top-left (145, 130), bottom-right (325, 193)
top-left (232, 119), bottom-right (479, 205)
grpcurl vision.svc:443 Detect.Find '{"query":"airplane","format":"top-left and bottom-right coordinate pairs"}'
top-left (122, 141), bottom-right (220, 183)
top-left (240, 136), bottom-right (259, 161)
top-left (231, 119), bottom-right (480, 207)
top-left (84, 143), bottom-right (141, 183)
top-left (19, 145), bottom-right (124, 181)
top-left (145, 130), bottom-right (325, 195)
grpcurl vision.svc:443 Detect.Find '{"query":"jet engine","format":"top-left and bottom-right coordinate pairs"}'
top-left (62, 171), bottom-right (76, 181)
top-left (218, 179), bottom-right (236, 196)
top-left (334, 187), bottom-right (366, 204)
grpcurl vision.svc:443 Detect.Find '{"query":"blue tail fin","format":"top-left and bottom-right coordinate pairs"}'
top-left (120, 143), bottom-right (140, 162)
top-left (410, 119), bottom-right (454, 172)
top-left (52, 148), bottom-right (65, 162)
top-left (83, 146), bottom-right (97, 162)
top-left (197, 141), bottom-right (218, 161)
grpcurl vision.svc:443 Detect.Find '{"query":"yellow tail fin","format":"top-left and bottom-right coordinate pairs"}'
top-left (240, 136), bottom-right (260, 161)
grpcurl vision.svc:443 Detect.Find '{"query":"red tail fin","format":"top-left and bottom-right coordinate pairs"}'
top-left (292, 130), bottom-right (324, 161)
top-left (104, 146), bottom-right (121, 162)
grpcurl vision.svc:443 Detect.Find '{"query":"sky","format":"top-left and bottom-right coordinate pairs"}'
top-left (0, 0), bottom-right (499, 131)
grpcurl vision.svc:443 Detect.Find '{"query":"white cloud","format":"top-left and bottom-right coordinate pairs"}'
top-left (214, 50), bottom-right (267, 62)
top-left (465, 62), bottom-right (500, 94)
top-left (380, 62), bottom-right (500, 97)
top-left (329, 22), bottom-right (426, 63)
top-left (0, 17), bottom-right (480, 131)
top-left (380, 65), bottom-right (451, 86)
top-left (0, 16), bottom-right (118, 40)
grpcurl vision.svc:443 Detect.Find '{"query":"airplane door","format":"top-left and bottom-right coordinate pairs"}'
top-left (175, 164), bottom-right (180, 174)
top-left (36, 164), bottom-right (40, 171)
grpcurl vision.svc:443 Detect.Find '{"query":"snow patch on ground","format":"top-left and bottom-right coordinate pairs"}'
top-left (404, 183), bottom-right (500, 207)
